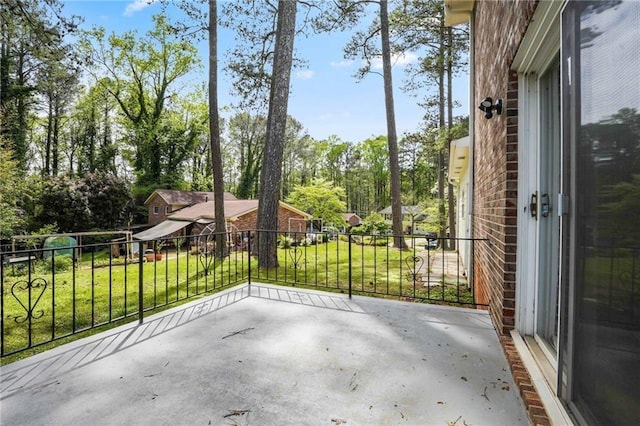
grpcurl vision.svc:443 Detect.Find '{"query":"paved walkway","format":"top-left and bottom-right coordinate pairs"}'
top-left (411, 250), bottom-right (467, 287)
top-left (1, 284), bottom-right (528, 426)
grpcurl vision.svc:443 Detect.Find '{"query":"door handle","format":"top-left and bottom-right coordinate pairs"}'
top-left (530, 192), bottom-right (538, 219)
top-left (541, 193), bottom-right (550, 218)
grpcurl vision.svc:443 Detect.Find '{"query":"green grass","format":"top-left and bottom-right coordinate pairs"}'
top-left (253, 240), bottom-right (474, 304)
top-left (2, 241), bottom-right (472, 363)
top-left (2, 249), bottom-right (247, 363)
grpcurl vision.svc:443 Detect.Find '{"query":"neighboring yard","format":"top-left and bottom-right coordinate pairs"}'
top-left (1, 237), bottom-right (473, 363)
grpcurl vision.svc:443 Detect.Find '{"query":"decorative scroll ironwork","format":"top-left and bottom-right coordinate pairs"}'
top-left (198, 250), bottom-right (214, 276)
top-left (11, 278), bottom-right (48, 323)
top-left (288, 246), bottom-right (303, 269)
top-left (405, 255), bottom-right (425, 283)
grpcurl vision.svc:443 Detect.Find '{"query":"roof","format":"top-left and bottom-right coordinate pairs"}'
top-left (170, 200), bottom-right (258, 221)
top-left (444, 0), bottom-right (474, 26)
top-left (132, 220), bottom-right (191, 240)
top-left (448, 136), bottom-right (470, 184)
top-left (144, 189), bottom-right (237, 206)
top-left (168, 200), bottom-right (312, 222)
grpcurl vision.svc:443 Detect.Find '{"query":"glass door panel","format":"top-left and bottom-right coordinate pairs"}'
top-left (536, 57), bottom-right (562, 356)
top-left (564, 1), bottom-right (640, 423)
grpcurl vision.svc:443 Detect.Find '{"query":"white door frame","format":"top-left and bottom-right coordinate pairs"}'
top-left (512, 1), bottom-right (564, 336)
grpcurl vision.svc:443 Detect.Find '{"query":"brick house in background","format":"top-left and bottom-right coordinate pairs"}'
top-left (144, 189), bottom-right (237, 225)
top-left (343, 213), bottom-right (362, 228)
top-left (133, 199), bottom-right (312, 242)
top-left (169, 200), bottom-right (312, 235)
top-left (446, 0), bottom-right (640, 424)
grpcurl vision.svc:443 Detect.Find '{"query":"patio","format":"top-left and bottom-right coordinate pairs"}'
top-left (1, 283), bottom-right (528, 425)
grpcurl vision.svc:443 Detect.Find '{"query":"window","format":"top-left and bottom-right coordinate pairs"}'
top-left (153, 206), bottom-right (159, 215)
top-left (165, 206), bottom-right (170, 214)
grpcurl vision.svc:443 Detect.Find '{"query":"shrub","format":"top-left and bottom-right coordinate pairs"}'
top-left (299, 237), bottom-right (312, 247)
top-left (278, 236), bottom-right (294, 249)
top-left (37, 254), bottom-right (74, 273)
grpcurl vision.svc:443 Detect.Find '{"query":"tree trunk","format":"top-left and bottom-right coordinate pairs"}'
top-left (380, 0), bottom-right (407, 249)
top-left (446, 26), bottom-right (456, 250)
top-left (52, 100), bottom-right (60, 176)
top-left (45, 98), bottom-right (53, 176)
top-left (209, 0), bottom-right (227, 258)
top-left (437, 16), bottom-right (447, 246)
top-left (257, 0), bottom-right (297, 268)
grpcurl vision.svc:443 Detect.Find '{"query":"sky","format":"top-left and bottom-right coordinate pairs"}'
top-left (61, 0), bottom-right (470, 143)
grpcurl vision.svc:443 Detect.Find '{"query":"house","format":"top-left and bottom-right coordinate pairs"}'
top-left (144, 189), bottom-right (237, 225)
top-left (378, 205), bottom-right (427, 233)
top-left (169, 200), bottom-right (311, 235)
top-left (448, 135), bottom-right (470, 275)
top-left (133, 199), bottom-right (312, 240)
top-left (446, 0), bottom-right (640, 424)
top-left (343, 213), bottom-right (362, 228)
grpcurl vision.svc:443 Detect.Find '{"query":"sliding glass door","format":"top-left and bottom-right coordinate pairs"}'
top-left (563, 2), bottom-right (640, 424)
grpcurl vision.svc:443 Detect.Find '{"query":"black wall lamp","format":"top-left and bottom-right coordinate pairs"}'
top-left (478, 97), bottom-right (502, 119)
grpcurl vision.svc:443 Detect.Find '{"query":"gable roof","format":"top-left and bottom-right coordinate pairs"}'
top-left (344, 213), bottom-right (362, 223)
top-left (168, 200), bottom-right (312, 222)
top-left (144, 189), bottom-right (237, 206)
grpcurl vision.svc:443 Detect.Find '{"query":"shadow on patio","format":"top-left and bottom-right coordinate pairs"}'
top-left (1, 284), bottom-right (527, 425)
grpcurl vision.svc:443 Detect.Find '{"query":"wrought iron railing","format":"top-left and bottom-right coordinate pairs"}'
top-left (1, 230), bottom-right (486, 358)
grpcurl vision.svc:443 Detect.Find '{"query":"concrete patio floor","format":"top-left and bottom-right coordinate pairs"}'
top-left (1, 284), bottom-right (528, 426)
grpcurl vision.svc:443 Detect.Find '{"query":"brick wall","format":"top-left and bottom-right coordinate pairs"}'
top-left (472, 0), bottom-right (537, 334)
top-left (147, 197), bottom-right (169, 225)
top-left (231, 206), bottom-right (307, 234)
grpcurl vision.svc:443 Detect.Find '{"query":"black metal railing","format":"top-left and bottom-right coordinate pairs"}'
top-left (1, 230), bottom-right (486, 358)
top-left (1, 232), bottom-right (246, 358)
top-left (252, 230), bottom-right (485, 305)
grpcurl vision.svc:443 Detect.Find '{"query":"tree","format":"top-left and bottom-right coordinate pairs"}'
top-left (281, 116), bottom-right (313, 198)
top-left (314, 0), bottom-right (406, 248)
top-left (38, 44), bottom-right (78, 176)
top-left (82, 173), bottom-right (133, 229)
top-left (286, 179), bottom-right (347, 229)
top-left (67, 84), bottom-right (118, 177)
top-left (226, 112), bottom-right (267, 199)
top-left (0, 0), bottom-right (80, 172)
top-left (392, 0), bottom-right (469, 248)
top-left (256, 0), bottom-right (297, 268)
top-left (379, 0), bottom-right (406, 248)
top-left (208, 0), bottom-right (227, 258)
top-left (352, 211), bottom-right (389, 235)
top-left (361, 136), bottom-right (390, 210)
top-left (34, 173), bottom-right (132, 232)
top-left (81, 15), bottom-right (200, 188)
top-left (0, 146), bottom-right (24, 238)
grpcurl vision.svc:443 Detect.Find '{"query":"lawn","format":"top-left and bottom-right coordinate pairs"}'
top-left (2, 239), bottom-right (471, 363)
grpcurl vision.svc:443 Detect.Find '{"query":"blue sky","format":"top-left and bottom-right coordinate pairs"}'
top-left (61, 0), bottom-right (469, 143)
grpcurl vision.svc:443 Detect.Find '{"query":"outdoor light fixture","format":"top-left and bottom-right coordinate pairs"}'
top-left (478, 97), bottom-right (502, 119)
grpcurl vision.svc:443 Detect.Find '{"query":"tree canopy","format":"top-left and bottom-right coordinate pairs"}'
top-left (286, 178), bottom-right (347, 228)
top-left (0, 0), bottom-right (470, 251)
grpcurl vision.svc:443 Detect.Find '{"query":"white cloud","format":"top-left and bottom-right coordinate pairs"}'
top-left (123, 0), bottom-right (155, 17)
top-left (371, 51), bottom-right (419, 69)
top-left (330, 59), bottom-right (354, 68)
top-left (296, 70), bottom-right (315, 80)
